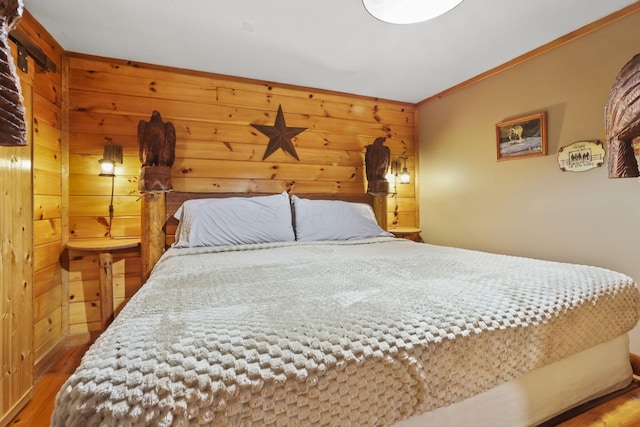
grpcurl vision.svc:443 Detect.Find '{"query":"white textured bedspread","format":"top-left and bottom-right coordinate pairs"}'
top-left (52, 238), bottom-right (640, 426)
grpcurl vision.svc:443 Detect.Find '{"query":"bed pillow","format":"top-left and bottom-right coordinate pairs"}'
top-left (172, 192), bottom-right (295, 247)
top-left (291, 195), bottom-right (393, 241)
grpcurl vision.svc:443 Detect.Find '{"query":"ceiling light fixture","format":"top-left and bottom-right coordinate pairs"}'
top-left (362, 0), bottom-right (463, 24)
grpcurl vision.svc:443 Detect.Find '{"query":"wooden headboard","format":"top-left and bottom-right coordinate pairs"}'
top-left (140, 191), bottom-right (387, 280)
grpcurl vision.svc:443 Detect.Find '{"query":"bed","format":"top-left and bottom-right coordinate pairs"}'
top-left (52, 191), bottom-right (640, 426)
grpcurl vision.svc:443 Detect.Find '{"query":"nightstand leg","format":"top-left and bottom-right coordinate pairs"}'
top-left (99, 252), bottom-right (114, 330)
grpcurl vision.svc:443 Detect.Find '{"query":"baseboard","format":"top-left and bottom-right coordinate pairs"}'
top-left (64, 331), bottom-right (100, 348)
top-left (630, 353), bottom-right (640, 376)
top-left (34, 333), bottom-right (99, 378)
top-left (34, 337), bottom-right (67, 378)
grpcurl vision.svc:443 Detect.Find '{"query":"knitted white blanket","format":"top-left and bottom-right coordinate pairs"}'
top-left (52, 238), bottom-right (640, 426)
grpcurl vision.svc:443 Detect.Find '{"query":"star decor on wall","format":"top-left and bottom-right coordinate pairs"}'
top-left (252, 105), bottom-right (306, 161)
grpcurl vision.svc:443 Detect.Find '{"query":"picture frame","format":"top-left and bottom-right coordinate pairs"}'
top-left (496, 112), bottom-right (547, 161)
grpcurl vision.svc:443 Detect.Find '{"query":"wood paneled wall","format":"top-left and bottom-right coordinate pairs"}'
top-left (67, 55), bottom-right (417, 228)
top-left (2, 10), bottom-right (65, 422)
top-left (17, 12), bottom-right (65, 371)
top-left (1, 30), bottom-right (34, 427)
top-left (66, 54), bottom-right (418, 337)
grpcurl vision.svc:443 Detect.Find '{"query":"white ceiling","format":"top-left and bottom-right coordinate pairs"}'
top-left (23, 0), bottom-right (638, 103)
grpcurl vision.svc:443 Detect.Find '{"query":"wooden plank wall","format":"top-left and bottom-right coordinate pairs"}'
top-left (17, 12), bottom-right (66, 371)
top-left (65, 54), bottom-right (417, 338)
top-left (0, 31), bottom-right (34, 427)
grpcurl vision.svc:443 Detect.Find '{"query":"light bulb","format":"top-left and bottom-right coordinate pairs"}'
top-left (99, 159), bottom-right (115, 176)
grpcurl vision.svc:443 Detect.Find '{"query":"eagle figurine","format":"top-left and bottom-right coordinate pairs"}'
top-left (365, 137), bottom-right (390, 182)
top-left (138, 110), bottom-right (176, 167)
top-left (365, 137), bottom-right (391, 195)
top-left (606, 53), bottom-right (640, 178)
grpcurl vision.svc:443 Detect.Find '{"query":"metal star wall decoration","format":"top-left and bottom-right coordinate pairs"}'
top-left (252, 105), bottom-right (306, 161)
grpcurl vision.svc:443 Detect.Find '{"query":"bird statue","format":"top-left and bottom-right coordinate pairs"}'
top-left (0, 0), bottom-right (26, 147)
top-left (365, 137), bottom-right (391, 195)
top-left (138, 110), bottom-right (176, 167)
top-left (605, 53), bottom-right (640, 178)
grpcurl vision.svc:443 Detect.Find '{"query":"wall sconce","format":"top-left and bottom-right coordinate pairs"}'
top-left (385, 156), bottom-right (410, 195)
top-left (99, 137), bottom-right (123, 177)
top-left (98, 137), bottom-right (123, 238)
top-left (386, 156), bottom-right (410, 188)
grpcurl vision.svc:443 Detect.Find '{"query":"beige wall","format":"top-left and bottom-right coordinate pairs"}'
top-left (418, 11), bottom-right (640, 351)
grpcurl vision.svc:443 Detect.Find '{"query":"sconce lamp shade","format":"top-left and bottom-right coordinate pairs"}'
top-left (400, 167), bottom-right (410, 184)
top-left (363, 0), bottom-right (463, 24)
top-left (98, 137), bottom-right (123, 177)
top-left (99, 159), bottom-right (116, 177)
top-left (399, 156), bottom-right (410, 184)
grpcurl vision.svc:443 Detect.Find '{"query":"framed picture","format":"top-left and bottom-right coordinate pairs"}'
top-left (496, 112), bottom-right (547, 161)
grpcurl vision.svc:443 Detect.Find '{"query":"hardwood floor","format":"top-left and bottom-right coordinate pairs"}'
top-left (546, 379), bottom-right (640, 426)
top-left (9, 345), bottom-right (640, 426)
top-left (9, 345), bottom-right (89, 427)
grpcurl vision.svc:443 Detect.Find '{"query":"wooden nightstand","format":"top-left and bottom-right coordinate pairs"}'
top-left (66, 238), bottom-right (140, 330)
top-left (389, 227), bottom-right (422, 242)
